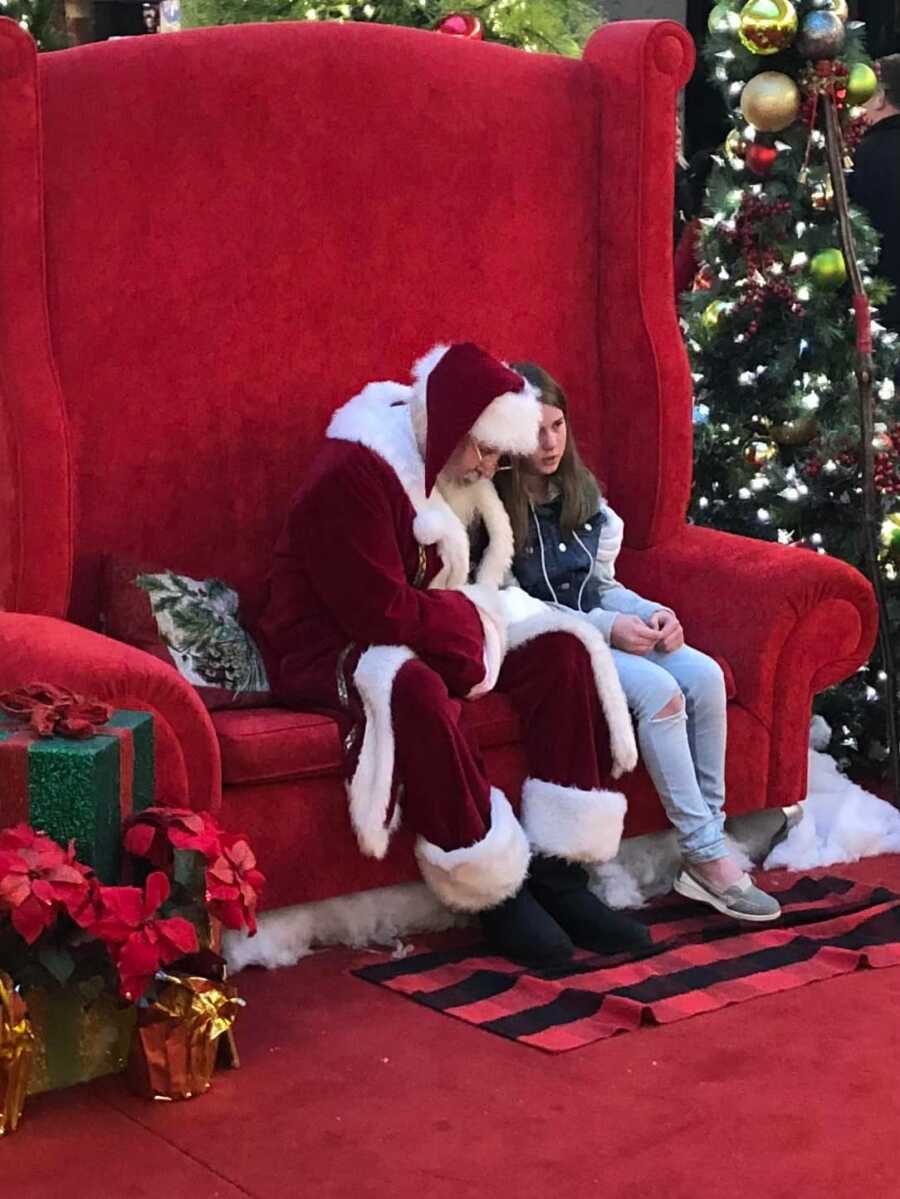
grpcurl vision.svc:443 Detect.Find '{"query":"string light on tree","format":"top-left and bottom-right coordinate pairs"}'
top-left (684, 0), bottom-right (900, 788)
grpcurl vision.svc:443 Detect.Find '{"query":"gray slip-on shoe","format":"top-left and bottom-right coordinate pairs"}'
top-left (673, 868), bottom-right (782, 923)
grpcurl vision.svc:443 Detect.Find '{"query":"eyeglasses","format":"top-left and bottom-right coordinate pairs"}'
top-left (470, 438), bottom-right (511, 471)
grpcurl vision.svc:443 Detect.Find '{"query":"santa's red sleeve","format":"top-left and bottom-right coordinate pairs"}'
top-left (296, 449), bottom-right (487, 696)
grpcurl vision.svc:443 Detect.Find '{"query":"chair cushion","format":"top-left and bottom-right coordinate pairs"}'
top-left (213, 653), bottom-right (735, 787)
top-left (214, 691), bottom-right (523, 787)
top-left (213, 707), bottom-right (343, 786)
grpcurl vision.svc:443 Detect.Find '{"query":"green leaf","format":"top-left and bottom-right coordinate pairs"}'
top-left (37, 945), bottom-right (76, 986)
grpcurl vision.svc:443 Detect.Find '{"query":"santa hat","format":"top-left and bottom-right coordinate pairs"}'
top-left (411, 343), bottom-right (541, 494)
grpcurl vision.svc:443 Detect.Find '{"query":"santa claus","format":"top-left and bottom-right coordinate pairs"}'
top-left (259, 342), bottom-right (650, 967)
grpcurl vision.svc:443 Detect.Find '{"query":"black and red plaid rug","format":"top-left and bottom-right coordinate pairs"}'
top-left (354, 875), bottom-right (900, 1052)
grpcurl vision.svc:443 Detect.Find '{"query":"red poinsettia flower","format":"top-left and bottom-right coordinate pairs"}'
top-left (0, 824), bottom-right (94, 945)
top-left (124, 806), bottom-right (224, 867)
top-left (205, 835), bottom-right (265, 936)
top-left (89, 871), bottom-right (199, 1001)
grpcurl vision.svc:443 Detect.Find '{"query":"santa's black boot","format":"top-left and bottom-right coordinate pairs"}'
top-left (479, 886), bottom-right (575, 970)
top-left (528, 855), bottom-right (652, 954)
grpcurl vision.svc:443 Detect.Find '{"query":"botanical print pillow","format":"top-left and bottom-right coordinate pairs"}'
top-left (118, 568), bottom-right (271, 709)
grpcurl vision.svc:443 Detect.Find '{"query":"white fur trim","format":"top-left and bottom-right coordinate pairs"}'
top-left (222, 881), bottom-right (468, 972)
top-left (411, 507), bottom-right (452, 547)
top-left (347, 645), bottom-right (416, 859)
top-left (471, 383), bottom-right (541, 457)
top-left (410, 343), bottom-right (452, 394)
top-left (471, 479), bottom-right (515, 589)
top-left (460, 582), bottom-right (509, 697)
top-left (505, 609), bottom-right (638, 778)
top-left (521, 777), bottom-right (627, 864)
top-left (415, 788), bottom-right (530, 912)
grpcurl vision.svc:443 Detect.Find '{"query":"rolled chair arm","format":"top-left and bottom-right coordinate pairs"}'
top-left (0, 613), bottom-right (221, 811)
top-left (618, 525), bottom-right (877, 806)
top-left (619, 525), bottom-right (877, 716)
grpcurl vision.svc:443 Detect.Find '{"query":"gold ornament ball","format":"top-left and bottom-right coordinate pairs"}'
top-left (810, 247), bottom-right (847, 288)
top-left (724, 128), bottom-right (748, 166)
top-left (708, 2), bottom-right (741, 34)
top-left (772, 416), bottom-right (819, 445)
top-left (738, 0), bottom-right (798, 55)
top-left (745, 439), bottom-right (778, 467)
top-left (831, 0), bottom-right (848, 20)
top-left (740, 71), bottom-right (801, 132)
top-left (701, 300), bottom-right (728, 331)
top-left (846, 63), bottom-right (878, 106)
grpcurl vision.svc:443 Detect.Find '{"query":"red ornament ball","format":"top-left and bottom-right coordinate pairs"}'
top-left (745, 143), bottom-right (778, 175)
top-left (435, 12), bottom-right (484, 38)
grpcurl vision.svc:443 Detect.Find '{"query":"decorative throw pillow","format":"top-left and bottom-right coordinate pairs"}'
top-left (100, 557), bottom-right (271, 710)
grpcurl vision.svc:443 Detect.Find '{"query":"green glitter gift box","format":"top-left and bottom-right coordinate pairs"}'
top-left (0, 710), bottom-right (154, 883)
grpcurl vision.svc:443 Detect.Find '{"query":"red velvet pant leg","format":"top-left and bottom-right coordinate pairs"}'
top-left (391, 658), bottom-right (493, 851)
top-left (497, 631), bottom-right (612, 790)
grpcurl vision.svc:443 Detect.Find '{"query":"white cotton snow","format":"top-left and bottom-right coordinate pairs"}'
top-left (764, 749), bottom-right (900, 871)
top-left (223, 881), bottom-right (467, 973)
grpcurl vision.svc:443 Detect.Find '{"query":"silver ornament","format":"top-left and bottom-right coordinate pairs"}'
top-left (795, 9), bottom-right (845, 58)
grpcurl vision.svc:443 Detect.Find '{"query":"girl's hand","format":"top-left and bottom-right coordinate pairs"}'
top-left (610, 615), bottom-right (662, 655)
top-left (648, 609), bottom-right (684, 652)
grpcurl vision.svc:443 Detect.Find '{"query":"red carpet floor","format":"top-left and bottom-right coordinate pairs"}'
top-left (6, 854), bottom-right (900, 1199)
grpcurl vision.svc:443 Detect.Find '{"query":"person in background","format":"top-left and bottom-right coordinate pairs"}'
top-left (849, 54), bottom-right (900, 337)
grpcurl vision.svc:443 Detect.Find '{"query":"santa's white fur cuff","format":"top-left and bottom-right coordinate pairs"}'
top-left (415, 789), bottom-right (530, 912)
top-left (521, 777), bottom-right (627, 863)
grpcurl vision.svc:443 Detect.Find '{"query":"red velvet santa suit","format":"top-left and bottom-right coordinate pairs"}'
top-left (259, 345), bottom-right (637, 912)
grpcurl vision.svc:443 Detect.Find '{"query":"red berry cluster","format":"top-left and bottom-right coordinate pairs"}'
top-left (874, 425), bottom-right (900, 495)
top-left (844, 115), bottom-right (868, 151)
top-left (729, 197), bottom-right (804, 330)
top-left (804, 457), bottom-right (822, 479)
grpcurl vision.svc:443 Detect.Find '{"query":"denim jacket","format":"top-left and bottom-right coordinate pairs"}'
top-left (509, 490), bottom-right (667, 641)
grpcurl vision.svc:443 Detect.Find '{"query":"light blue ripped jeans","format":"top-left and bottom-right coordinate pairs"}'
top-left (611, 644), bottom-right (728, 864)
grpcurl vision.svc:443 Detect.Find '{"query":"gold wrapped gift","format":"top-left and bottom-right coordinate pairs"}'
top-left (1, 971), bottom-right (35, 1136)
top-left (127, 973), bottom-right (245, 1101)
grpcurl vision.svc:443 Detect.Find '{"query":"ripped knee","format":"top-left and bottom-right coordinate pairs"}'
top-left (651, 692), bottom-right (685, 722)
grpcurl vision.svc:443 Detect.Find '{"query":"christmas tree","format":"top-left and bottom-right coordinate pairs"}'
top-left (682, 0), bottom-right (900, 790)
top-left (181, 0), bottom-right (602, 56)
top-left (0, 0), bottom-right (69, 47)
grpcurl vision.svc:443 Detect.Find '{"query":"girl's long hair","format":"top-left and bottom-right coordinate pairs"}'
top-left (496, 362), bottom-right (601, 553)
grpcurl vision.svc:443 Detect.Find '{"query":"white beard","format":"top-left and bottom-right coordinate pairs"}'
top-left (435, 473), bottom-right (484, 531)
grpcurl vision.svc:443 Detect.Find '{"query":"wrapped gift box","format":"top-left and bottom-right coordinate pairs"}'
top-left (24, 978), bottom-right (136, 1096)
top-left (0, 710), bottom-right (154, 882)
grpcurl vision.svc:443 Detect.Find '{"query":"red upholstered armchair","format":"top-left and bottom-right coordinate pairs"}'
top-left (0, 18), bottom-right (876, 912)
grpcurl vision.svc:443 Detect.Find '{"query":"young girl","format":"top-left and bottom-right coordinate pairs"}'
top-left (495, 362), bottom-right (781, 922)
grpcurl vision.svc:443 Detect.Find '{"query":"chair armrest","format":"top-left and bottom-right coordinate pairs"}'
top-left (617, 525), bottom-right (877, 725)
top-left (0, 613), bottom-right (221, 811)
